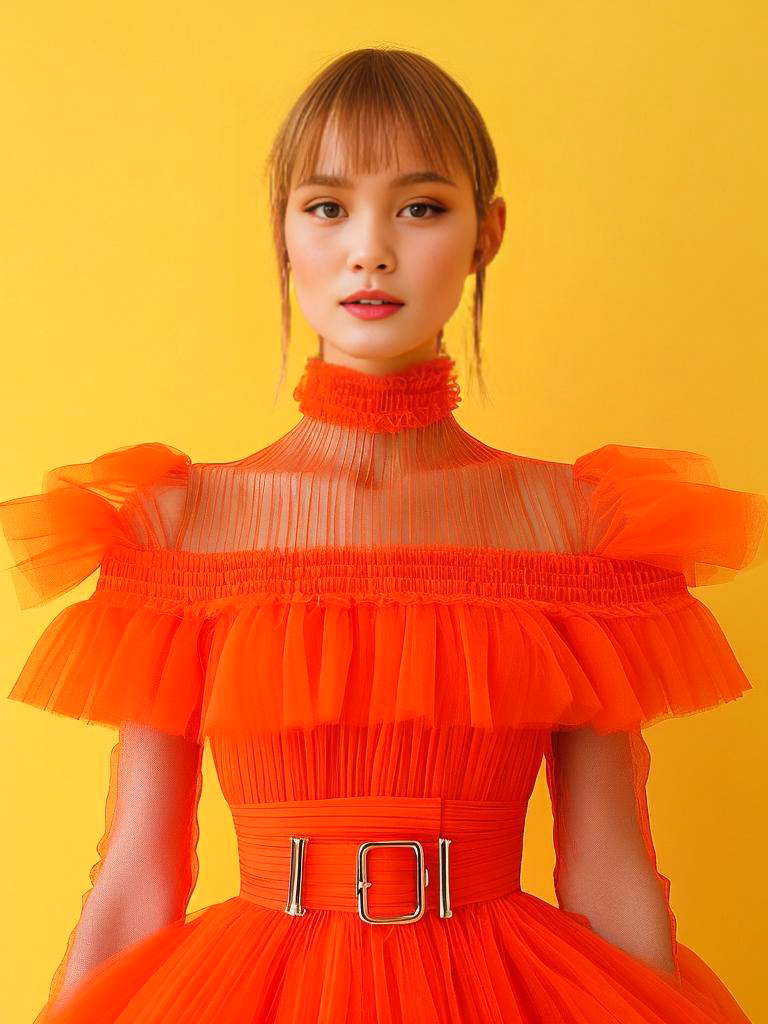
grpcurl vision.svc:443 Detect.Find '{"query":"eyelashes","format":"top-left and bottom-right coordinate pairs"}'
top-left (304, 201), bottom-right (447, 221)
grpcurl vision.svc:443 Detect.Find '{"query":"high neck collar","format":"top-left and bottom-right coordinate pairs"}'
top-left (292, 353), bottom-right (462, 433)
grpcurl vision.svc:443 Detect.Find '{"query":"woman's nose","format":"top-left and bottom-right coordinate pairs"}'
top-left (346, 217), bottom-right (396, 273)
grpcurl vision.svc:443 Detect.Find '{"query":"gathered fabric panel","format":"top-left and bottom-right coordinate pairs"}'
top-left (31, 892), bottom-right (752, 1024)
top-left (201, 581), bottom-right (751, 737)
top-left (5, 558), bottom-right (752, 744)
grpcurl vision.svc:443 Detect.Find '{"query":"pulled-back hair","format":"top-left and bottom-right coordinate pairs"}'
top-left (264, 46), bottom-right (500, 399)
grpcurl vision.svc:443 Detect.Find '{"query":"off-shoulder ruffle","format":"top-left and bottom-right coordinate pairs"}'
top-left (573, 443), bottom-right (768, 587)
top-left (199, 571), bottom-right (754, 738)
top-left (4, 541), bottom-right (757, 742)
top-left (3, 440), bottom-right (765, 741)
top-left (5, 592), bottom-right (211, 742)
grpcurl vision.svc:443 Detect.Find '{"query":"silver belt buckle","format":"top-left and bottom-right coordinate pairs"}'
top-left (356, 838), bottom-right (453, 924)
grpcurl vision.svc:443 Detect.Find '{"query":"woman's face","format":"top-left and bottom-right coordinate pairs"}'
top-left (284, 118), bottom-right (505, 372)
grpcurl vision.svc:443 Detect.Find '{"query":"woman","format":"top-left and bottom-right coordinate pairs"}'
top-left (2, 46), bottom-right (765, 1023)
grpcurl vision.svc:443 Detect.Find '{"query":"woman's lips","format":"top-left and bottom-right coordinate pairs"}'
top-left (341, 301), bottom-right (404, 320)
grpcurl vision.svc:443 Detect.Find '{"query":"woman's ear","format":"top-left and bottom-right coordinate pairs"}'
top-left (470, 197), bottom-right (506, 273)
top-left (476, 196), bottom-right (506, 270)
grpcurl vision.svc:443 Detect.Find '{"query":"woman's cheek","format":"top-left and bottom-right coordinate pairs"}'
top-left (418, 242), bottom-right (470, 302)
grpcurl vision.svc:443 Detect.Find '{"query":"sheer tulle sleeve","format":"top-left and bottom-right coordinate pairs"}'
top-left (552, 442), bottom-right (768, 733)
top-left (543, 442), bottom-right (767, 1016)
top-left (0, 441), bottom-right (208, 740)
top-left (0, 442), bottom-right (207, 1022)
top-left (572, 442), bottom-right (768, 587)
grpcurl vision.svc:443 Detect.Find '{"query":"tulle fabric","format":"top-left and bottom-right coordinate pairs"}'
top-left (36, 729), bottom-right (204, 1022)
top-left (5, 544), bottom-right (759, 742)
top-left (20, 890), bottom-right (754, 1023)
top-left (0, 442), bottom-right (191, 609)
top-left (573, 442), bottom-right (768, 587)
top-left (543, 726), bottom-right (753, 1020)
top-left (0, 443), bottom-right (204, 1021)
top-left (1, 353), bottom-right (766, 1022)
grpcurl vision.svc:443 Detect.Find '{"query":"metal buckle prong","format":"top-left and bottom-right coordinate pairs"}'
top-left (284, 836), bottom-right (308, 916)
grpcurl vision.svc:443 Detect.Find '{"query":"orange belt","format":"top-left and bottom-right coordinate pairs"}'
top-left (230, 795), bottom-right (525, 925)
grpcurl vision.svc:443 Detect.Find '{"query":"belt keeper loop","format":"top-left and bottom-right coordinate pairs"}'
top-left (285, 836), bottom-right (308, 916)
top-left (438, 837), bottom-right (453, 918)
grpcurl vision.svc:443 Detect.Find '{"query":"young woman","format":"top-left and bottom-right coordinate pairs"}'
top-left (2, 47), bottom-right (765, 1024)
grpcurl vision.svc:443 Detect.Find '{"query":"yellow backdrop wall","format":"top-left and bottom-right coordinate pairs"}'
top-left (1, 4), bottom-right (766, 1021)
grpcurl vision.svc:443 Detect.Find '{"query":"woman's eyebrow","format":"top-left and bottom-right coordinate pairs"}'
top-left (294, 171), bottom-right (457, 189)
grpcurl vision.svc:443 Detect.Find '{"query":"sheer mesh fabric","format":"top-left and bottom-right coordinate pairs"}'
top-left (0, 451), bottom-right (205, 1019)
top-left (43, 727), bottom-right (203, 1017)
top-left (1, 352), bottom-right (765, 1022)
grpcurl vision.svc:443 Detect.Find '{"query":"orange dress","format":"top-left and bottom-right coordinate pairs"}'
top-left (2, 353), bottom-right (767, 1023)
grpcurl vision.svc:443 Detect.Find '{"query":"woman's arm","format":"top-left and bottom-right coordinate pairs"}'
top-left (49, 723), bottom-right (202, 1012)
top-left (550, 726), bottom-right (677, 976)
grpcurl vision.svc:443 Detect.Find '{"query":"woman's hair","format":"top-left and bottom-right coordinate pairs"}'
top-left (264, 46), bottom-right (500, 399)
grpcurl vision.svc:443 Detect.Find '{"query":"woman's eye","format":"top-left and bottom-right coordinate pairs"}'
top-left (305, 201), bottom-right (345, 220)
top-left (400, 202), bottom-right (446, 219)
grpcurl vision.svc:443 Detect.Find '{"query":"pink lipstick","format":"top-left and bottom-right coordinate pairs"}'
top-left (340, 288), bottom-right (405, 321)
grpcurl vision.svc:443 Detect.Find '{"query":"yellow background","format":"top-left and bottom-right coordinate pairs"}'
top-left (1, 2), bottom-right (767, 1021)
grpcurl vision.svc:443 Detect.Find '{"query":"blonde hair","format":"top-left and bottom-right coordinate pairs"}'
top-left (264, 46), bottom-right (500, 400)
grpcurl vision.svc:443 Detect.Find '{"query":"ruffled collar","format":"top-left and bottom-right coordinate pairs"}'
top-left (292, 353), bottom-right (462, 432)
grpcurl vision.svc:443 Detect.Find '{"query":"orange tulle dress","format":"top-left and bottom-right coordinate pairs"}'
top-left (2, 352), bottom-right (767, 1023)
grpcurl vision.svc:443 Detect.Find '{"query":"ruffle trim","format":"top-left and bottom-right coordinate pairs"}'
top-left (6, 577), bottom-right (754, 742)
top-left (574, 443), bottom-right (768, 587)
top-left (7, 596), bottom-right (212, 744)
top-left (292, 353), bottom-right (462, 432)
top-left (184, 585), bottom-right (759, 737)
top-left (0, 441), bottom-right (190, 609)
